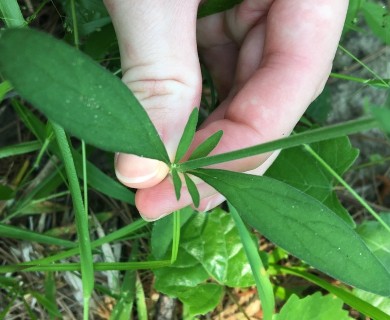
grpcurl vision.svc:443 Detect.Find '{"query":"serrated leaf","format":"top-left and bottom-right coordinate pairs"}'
top-left (171, 169), bottom-right (182, 200)
top-left (275, 293), bottom-right (352, 320)
top-left (174, 108), bottom-right (198, 163)
top-left (0, 28), bottom-right (169, 162)
top-left (267, 137), bottom-right (359, 226)
top-left (184, 174), bottom-right (200, 207)
top-left (191, 169), bottom-right (390, 296)
top-left (188, 130), bottom-right (223, 160)
top-left (152, 209), bottom-right (255, 314)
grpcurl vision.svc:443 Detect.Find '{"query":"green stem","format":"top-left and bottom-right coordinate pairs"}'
top-left (179, 117), bottom-right (378, 171)
top-left (0, 0), bottom-right (26, 28)
top-left (171, 211), bottom-right (181, 264)
top-left (52, 123), bottom-right (94, 304)
top-left (330, 72), bottom-right (389, 88)
top-left (338, 45), bottom-right (389, 88)
top-left (303, 144), bottom-right (390, 234)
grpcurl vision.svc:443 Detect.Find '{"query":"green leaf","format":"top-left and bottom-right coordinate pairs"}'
top-left (171, 169), bottom-right (182, 200)
top-left (198, 0), bottom-right (242, 18)
top-left (267, 137), bottom-right (359, 226)
top-left (191, 169), bottom-right (390, 296)
top-left (152, 209), bottom-right (255, 315)
top-left (188, 130), bottom-right (223, 160)
top-left (353, 288), bottom-right (390, 316)
top-left (13, 101), bottom-right (135, 204)
top-left (229, 203), bottom-right (274, 320)
top-left (0, 224), bottom-right (76, 248)
top-left (184, 174), bottom-right (200, 207)
top-left (0, 141), bottom-right (41, 159)
top-left (275, 293), bottom-right (352, 320)
top-left (356, 213), bottom-right (390, 271)
top-left (0, 80), bottom-right (12, 102)
top-left (361, 0), bottom-right (390, 45)
top-left (174, 284), bottom-right (224, 317)
top-left (0, 184), bottom-right (14, 201)
top-left (174, 108), bottom-right (198, 163)
top-left (0, 28), bottom-right (169, 162)
top-left (370, 103), bottom-right (390, 134)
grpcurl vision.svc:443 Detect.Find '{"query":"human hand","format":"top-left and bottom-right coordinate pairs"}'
top-left (104, 0), bottom-right (349, 221)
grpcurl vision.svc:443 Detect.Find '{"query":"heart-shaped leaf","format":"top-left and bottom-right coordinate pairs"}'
top-left (191, 168), bottom-right (390, 296)
top-left (0, 28), bottom-right (169, 162)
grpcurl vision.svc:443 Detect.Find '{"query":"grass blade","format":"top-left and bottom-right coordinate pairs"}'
top-left (179, 117), bottom-right (378, 171)
top-left (188, 130), bottom-right (223, 160)
top-left (273, 265), bottom-right (390, 320)
top-left (0, 141), bottom-right (41, 159)
top-left (0, 80), bottom-right (12, 101)
top-left (0, 224), bottom-right (75, 248)
top-left (174, 108), bottom-right (198, 163)
top-left (0, 28), bottom-right (169, 162)
top-left (229, 203), bottom-right (274, 320)
top-left (184, 174), bottom-right (200, 207)
top-left (52, 123), bottom-right (94, 306)
top-left (0, 0), bottom-right (25, 27)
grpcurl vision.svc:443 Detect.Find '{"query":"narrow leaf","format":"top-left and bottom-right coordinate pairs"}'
top-left (0, 141), bottom-right (41, 159)
top-left (174, 108), bottom-right (198, 163)
top-left (229, 203), bottom-right (274, 320)
top-left (179, 117), bottom-right (378, 171)
top-left (191, 169), bottom-right (390, 296)
top-left (188, 130), bottom-right (223, 160)
top-left (171, 169), bottom-right (182, 200)
top-left (0, 28), bottom-right (169, 162)
top-left (184, 174), bottom-right (200, 207)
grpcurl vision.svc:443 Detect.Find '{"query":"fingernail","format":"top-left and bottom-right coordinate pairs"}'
top-left (139, 211), bottom-right (171, 222)
top-left (115, 153), bottom-right (162, 185)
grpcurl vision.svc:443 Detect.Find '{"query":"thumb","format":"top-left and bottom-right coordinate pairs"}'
top-left (104, 0), bottom-right (202, 188)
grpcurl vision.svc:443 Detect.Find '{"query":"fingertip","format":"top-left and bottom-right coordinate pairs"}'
top-left (115, 153), bottom-right (169, 189)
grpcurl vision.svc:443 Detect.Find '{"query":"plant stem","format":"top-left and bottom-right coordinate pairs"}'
top-left (0, 0), bottom-right (26, 28)
top-left (179, 117), bottom-right (378, 171)
top-left (303, 144), bottom-right (390, 233)
top-left (329, 72), bottom-right (389, 88)
top-left (52, 123), bottom-right (94, 307)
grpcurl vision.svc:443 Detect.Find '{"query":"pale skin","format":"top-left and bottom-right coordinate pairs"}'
top-left (103, 0), bottom-right (349, 221)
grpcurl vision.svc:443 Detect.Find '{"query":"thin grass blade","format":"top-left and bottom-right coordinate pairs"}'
top-left (229, 203), bottom-right (274, 320)
top-left (174, 108), bottom-right (199, 163)
top-left (52, 123), bottom-right (94, 302)
top-left (188, 130), bottom-right (223, 160)
top-left (0, 224), bottom-right (76, 248)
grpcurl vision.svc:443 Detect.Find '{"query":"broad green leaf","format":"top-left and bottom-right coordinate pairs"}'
top-left (171, 169), bottom-right (182, 200)
top-left (229, 203), bottom-right (274, 320)
top-left (267, 137), bottom-right (359, 226)
top-left (361, 1), bottom-right (390, 44)
top-left (191, 169), bottom-right (390, 296)
top-left (184, 174), bottom-right (200, 207)
top-left (188, 130), bottom-right (223, 160)
top-left (0, 28), bottom-right (169, 162)
top-left (174, 108), bottom-right (198, 163)
top-left (356, 213), bottom-right (390, 271)
top-left (174, 284), bottom-right (224, 317)
top-left (153, 209), bottom-right (255, 315)
top-left (198, 0), bottom-right (242, 18)
top-left (305, 88), bottom-right (331, 124)
top-left (343, 0), bottom-right (363, 33)
top-left (275, 293), bottom-right (352, 320)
